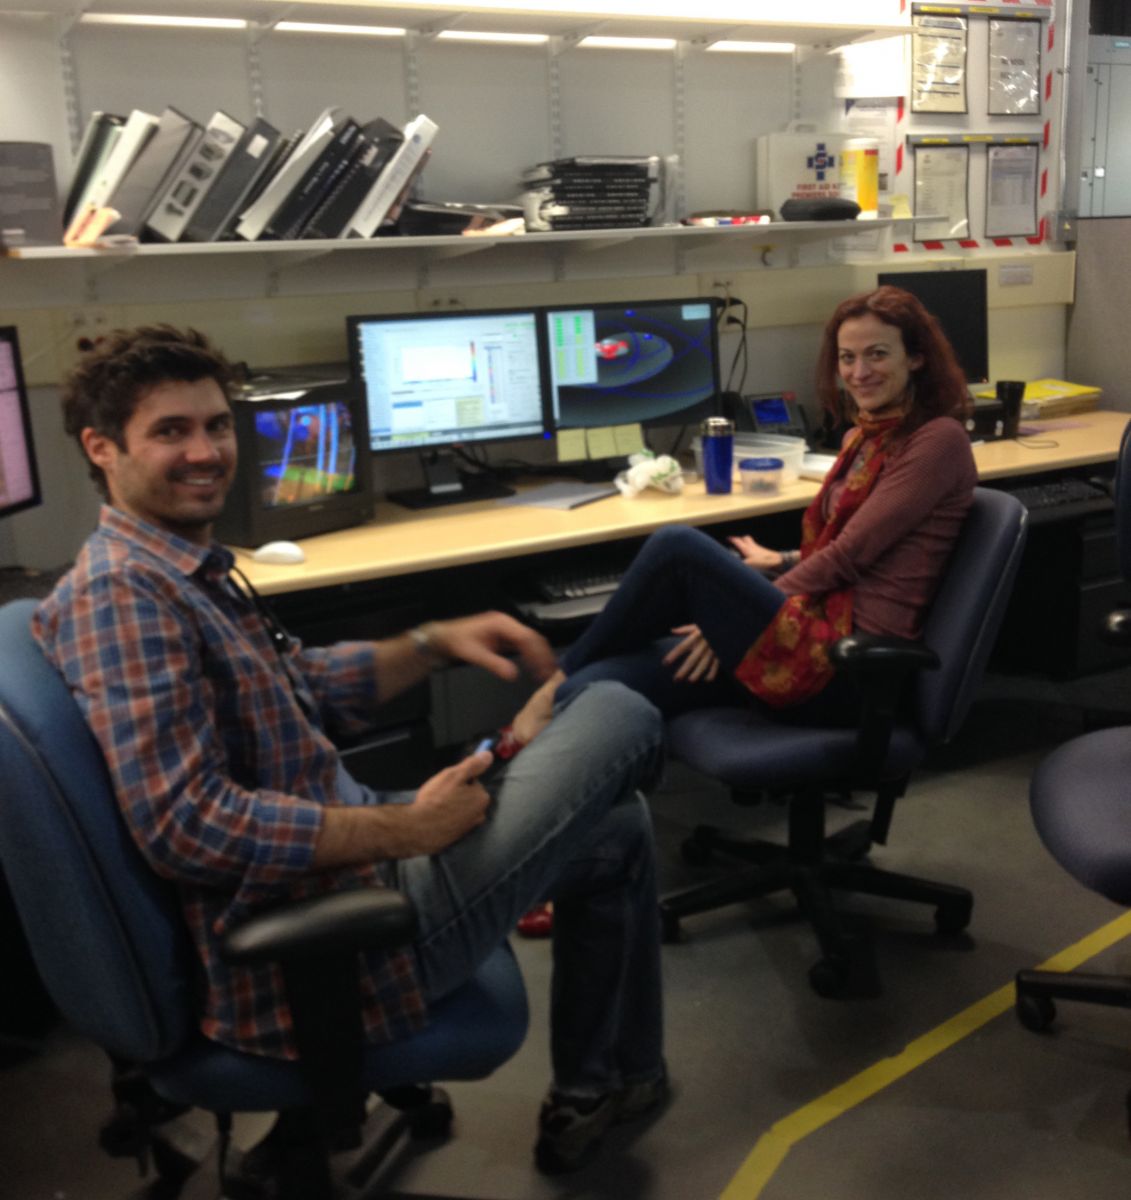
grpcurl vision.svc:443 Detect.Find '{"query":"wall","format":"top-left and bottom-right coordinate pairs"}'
top-left (1066, 217), bottom-right (1131, 408)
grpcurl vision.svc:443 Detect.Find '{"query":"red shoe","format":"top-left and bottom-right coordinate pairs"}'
top-left (516, 902), bottom-right (553, 938)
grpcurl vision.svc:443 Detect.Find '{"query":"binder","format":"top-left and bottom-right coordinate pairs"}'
top-left (64, 109), bottom-right (157, 243)
top-left (0, 142), bottom-right (60, 246)
top-left (143, 111), bottom-right (247, 243)
top-left (261, 118), bottom-right (362, 241)
top-left (63, 111), bottom-right (124, 226)
top-left (104, 107), bottom-right (201, 236)
top-left (345, 113), bottom-right (438, 239)
top-left (233, 106), bottom-right (342, 242)
top-left (301, 117), bottom-right (403, 240)
top-left (180, 117), bottom-right (283, 243)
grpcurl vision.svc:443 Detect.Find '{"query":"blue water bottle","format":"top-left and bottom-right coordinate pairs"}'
top-left (700, 417), bottom-right (734, 494)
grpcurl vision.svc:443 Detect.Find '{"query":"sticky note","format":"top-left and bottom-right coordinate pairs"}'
top-left (613, 423), bottom-right (645, 455)
top-left (586, 427), bottom-right (618, 460)
top-left (556, 429), bottom-right (588, 462)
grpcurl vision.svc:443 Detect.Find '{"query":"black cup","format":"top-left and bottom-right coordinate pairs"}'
top-left (996, 380), bottom-right (1025, 438)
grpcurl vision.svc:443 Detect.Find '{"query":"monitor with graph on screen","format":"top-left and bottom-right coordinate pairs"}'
top-left (0, 326), bottom-right (42, 522)
top-left (543, 297), bottom-right (722, 432)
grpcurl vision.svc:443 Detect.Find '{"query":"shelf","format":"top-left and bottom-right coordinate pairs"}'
top-left (0, 0), bottom-right (909, 50)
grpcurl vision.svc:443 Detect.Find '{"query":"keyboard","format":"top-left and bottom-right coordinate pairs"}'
top-left (533, 568), bottom-right (624, 603)
top-left (1003, 478), bottom-right (1111, 512)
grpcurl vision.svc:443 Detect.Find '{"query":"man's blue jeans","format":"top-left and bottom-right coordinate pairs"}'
top-left (388, 681), bottom-right (666, 1099)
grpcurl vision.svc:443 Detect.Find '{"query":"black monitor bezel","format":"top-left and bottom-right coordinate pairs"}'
top-left (346, 306), bottom-right (552, 455)
top-left (541, 295), bottom-right (724, 432)
top-left (0, 325), bottom-right (43, 522)
top-left (876, 268), bottom-right (990, 385)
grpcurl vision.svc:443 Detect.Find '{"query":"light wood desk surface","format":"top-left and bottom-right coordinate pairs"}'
top-left (237, 410), bottom-right (1129, 597)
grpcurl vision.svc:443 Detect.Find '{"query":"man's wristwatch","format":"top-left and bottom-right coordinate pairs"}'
top-left (408, 622), bottom-right (446, 665)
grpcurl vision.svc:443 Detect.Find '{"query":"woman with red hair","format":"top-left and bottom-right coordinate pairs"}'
top-left (509, 284), bottom-right (977, 742)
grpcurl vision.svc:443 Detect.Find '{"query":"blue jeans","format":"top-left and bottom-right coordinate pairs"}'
top-left (557, 525), bottom-right (857, 725)
top-left (388, 681), bottom-right (666, 1098)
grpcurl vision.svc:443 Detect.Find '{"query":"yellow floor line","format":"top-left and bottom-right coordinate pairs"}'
top-left (720, 908), bottom-right (1131, 1200)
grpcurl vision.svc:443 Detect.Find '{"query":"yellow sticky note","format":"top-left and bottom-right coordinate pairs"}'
top-left (556, 429), bottom-right (588, 462)
top-left (612, 423), bottom-right (645, 455)
top-left (586, 427), bottom-right (618, 460)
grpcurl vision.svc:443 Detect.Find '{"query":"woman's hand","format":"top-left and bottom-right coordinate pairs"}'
top-left (729, 535), bottom-right (784, 571)
top-left (663, 624), bottom-right (720, 683)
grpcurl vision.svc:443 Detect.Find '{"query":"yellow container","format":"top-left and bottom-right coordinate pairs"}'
top-left (841, 138), bottom-right (879, 217)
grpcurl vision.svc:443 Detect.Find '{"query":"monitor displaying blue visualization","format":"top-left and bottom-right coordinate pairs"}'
top-left (348, 309), bottom-right (548, 453)
top-left (545, 297), bottom-right (722, 430)
top-left (253, 400), bottom-right (359, 509)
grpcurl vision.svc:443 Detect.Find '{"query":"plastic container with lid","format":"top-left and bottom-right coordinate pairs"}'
top-left (738, 456), bottom-right (784, 494)
top-left (691, 432), bottom-right (805, 484)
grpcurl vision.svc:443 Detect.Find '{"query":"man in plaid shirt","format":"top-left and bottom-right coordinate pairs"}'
top-left (33, 325), bottom-right (667, 1176)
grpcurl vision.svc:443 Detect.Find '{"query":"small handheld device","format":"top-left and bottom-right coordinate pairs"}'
top-left (746, 391), bottom-right (810, 442)
top-left (473, 735), bottom-right (508, 791)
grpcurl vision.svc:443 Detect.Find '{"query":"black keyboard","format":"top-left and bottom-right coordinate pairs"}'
top-left (534, 567), bottom-right (624, 603)
top-left (1004, 478), bottom-right (1110, 511)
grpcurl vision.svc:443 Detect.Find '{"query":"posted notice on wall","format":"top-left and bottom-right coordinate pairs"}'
top-left (988, 18), bottom-right (1041, 116)
top-left (985, 143), bottom-right (1039, 237)
top-left (913, 144), bottom-right (970, 241)
top-left (912, 15), bottom-right (968, 114)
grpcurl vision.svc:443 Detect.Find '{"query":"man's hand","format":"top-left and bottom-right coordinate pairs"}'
top-left (662, 623), bottom-right (720, 683)
top-left (312, 751), bottom-right (494, 869)
top-left (429, 612), bottom-right (557, 683)
top-left (729, 535), bottom-right (784, 572)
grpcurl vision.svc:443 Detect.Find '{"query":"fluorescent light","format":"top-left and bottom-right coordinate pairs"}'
top-left (80, 13), bottom-right (247, 28)
top-left (436, 30), bottom-right (549, 44)
top-left (378, 0), bottom-right (894, 21)
top-left (275, 21), bottom-right (406, 37)
top-left (707, 40), bottom-right (795, 54)
top-left (579, 35), bottom-right (677, 50)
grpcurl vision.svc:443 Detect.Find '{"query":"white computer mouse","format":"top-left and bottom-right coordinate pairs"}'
top-left (251, 540), bottom-right (306, 565)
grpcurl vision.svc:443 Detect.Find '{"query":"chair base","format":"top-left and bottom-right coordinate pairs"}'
top-left (660, 814), bottom-right (973, 997)
top-left (1015, 968), bottom-right (1131, 1033)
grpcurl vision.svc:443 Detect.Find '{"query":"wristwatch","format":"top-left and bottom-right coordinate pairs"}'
top-left (409, 622), bottom-right (446, 664)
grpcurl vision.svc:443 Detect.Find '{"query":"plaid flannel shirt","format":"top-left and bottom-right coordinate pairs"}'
top-left (33, 506), bottom-right (426, 1059)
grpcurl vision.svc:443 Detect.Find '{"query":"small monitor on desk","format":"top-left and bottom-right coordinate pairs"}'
top-left (0, 326), bottom-right (42, 523)
top-left (214, 381), bottom-right (374, 548)
top-left (544, 297), bottom-right (722, 432)
top-left (347, 307), bottom-right (549, 508)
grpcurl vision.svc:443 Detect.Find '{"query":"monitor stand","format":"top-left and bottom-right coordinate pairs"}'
top-left (387, 450), bottom-right (514, 510)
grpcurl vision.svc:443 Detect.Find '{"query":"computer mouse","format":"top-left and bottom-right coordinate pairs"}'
top-left (251, 540), bottom-right (306, 565)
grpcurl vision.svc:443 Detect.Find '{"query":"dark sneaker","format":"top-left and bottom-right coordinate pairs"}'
top-left (534, 1072), bottom-right (669, 1175)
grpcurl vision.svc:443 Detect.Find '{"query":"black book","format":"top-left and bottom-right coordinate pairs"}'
top-left (181, 117), bottom-right (283, 243)
top-left (0, 142), bottom-right (60, 247)
top-left (63, 112), bottom-right (125, 227)
top-left (105, 107), bottom-right (201, 236)
top-left (263, 118), bottom-right (362, 241)
top-left (301, 117), bottom-right (403, 240)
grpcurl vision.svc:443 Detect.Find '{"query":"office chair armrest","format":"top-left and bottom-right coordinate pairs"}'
top-left (829, 633), bottom-right (940, 681)
top-left (222, 888), bottom-right (418, 968)
top-left (1103, 608), bottom-right (1131, 645)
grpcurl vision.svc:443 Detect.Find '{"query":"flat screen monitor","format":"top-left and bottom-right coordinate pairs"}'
top-left (213, 382), bottom-right (374, 548)
top-left (544, 297), bottom-right (722, 431)
top-left (347, 307), bottom-right (549, 508)
top-left (0, 326), bottom-right (42, 521)
top-left (876, 269), bottom-right (989, 384)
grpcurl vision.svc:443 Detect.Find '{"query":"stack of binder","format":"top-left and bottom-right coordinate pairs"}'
top-left (520, 156), bottom-right (661, 232)
top-left (973, 379), bottom-right (1103, 419)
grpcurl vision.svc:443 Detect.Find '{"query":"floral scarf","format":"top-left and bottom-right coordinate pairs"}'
top-left (734, 417), bottom-right (902, 708)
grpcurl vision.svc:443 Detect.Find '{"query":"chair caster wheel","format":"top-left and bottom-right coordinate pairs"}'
top-left (808, 956), bottom-right (850, 998)
top-left (1016, 993), bottom-right (1056, 1033)
top-left (680, 836), bottom-right (713, 866)
top-left (407, 1096), bottom-right (453, 1140)
top-left (935, 896), bottom-right (972, 935)
top-left (660, 908), bottom-right (682, 944)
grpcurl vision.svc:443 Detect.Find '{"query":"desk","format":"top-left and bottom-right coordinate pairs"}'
top-left (237, 411), bottom-right (1130, 598)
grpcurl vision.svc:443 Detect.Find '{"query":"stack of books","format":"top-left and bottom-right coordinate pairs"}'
top-left (55, 107), bottom-right (438, 247)
top-left (973, 379), bottom-right (1103, 419)
top-left (520, 156), bottom-right (662, 232)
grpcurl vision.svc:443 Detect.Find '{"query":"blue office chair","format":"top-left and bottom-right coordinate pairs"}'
top-left (0, 598), bottom-right (529, 1199)
top-left (1015, 420), bottom-right (1131, 1043)
top-left (660, 488), bottom-right (1029, 996)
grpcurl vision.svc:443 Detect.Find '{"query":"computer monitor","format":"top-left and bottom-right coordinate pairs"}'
top-left (347, 307), bottom-right (549, 508)
top-left (213, 381), bottom-right (374, 548)
top-left (876, 269), bottom-right (990, 384)
top-left (0, 327), bottom-right (42, 522)
top-left (544, 297), bottom-right (722, 432)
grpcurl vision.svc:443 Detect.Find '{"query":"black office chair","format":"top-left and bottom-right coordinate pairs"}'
top-left (0, 598), bottom-right (529, 1199)
top-left (1015, 420), bottom-right (1131, 1045)
top-left (660, 487), bottom-right (1029, 996)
